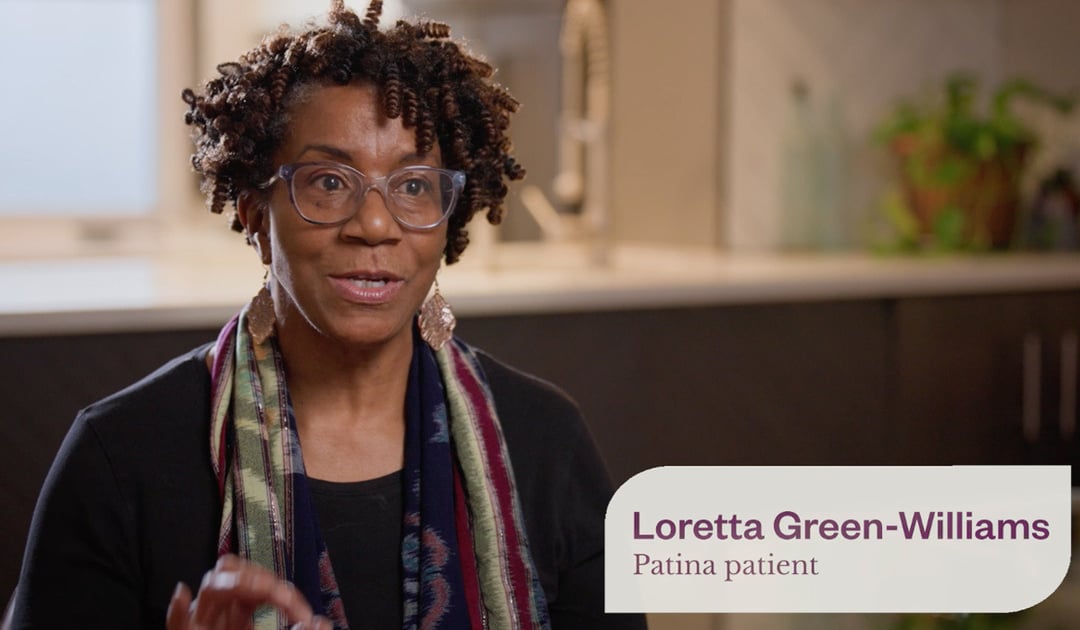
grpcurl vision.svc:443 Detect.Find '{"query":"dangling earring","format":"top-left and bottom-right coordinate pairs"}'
top-left (247, 268), bottom-right (276, 345)
top-left (419, 277), bottom-right (456, 351)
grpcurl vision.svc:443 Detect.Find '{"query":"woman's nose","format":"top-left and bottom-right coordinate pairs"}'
top-left (339, 186), bottom-right (401, 243)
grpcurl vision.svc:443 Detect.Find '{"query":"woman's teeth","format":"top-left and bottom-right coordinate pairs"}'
top-left (350, 279), bottom-right (388, 288)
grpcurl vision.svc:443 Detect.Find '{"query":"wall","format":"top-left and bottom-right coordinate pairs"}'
top-left (608, 0), bottom-right (725, 247)
top-left (721, 0), bottom-right (1080, 251)
top-left (1000, 0), bottom-right (1080, 188)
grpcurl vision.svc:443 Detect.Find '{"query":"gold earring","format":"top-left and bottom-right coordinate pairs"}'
top-left (418, 278), bottom-right (456, 351)
top-left (247, 268), bottom-right (276, 345)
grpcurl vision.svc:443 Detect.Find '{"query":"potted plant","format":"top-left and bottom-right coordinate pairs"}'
top-left (876, 74), bottom-right (1073, 251)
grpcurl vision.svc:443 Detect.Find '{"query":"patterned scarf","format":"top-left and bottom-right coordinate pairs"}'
top-left (208, 306), bottom-right (550, 629)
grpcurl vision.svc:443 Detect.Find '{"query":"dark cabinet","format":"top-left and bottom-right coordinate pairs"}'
top-left (1034, 292), bottom-right (1080, 482)
top-left (453, 292), bottom-right (1080, 482)
top-left (889, 292), bottom-right (1080, 478)
top-left (456, 300), bottom-right (892, 484)
top-left (890, 294), bottom-right (1035, 465)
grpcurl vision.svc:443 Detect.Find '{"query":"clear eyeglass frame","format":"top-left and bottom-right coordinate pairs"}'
top-left (263, 161), bottom-right (467, 230)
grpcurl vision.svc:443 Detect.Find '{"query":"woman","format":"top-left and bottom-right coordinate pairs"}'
top-left (7, 2), bottom-right (644, 629)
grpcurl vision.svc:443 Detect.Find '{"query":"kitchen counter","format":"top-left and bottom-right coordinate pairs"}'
top-left (1, 242), bottom-right (1079, 336)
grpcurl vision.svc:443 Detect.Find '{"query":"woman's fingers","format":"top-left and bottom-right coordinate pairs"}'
top-left (291, 616), bottom-right (333, 630)
top-left (165, 582), bottom-right (193, 630)
top-left (168, 556), bottom-right (321, 629)
top-left (191, 561), bottom-right (315, 627)
top-left (214, 554), bottom-right (244, 571)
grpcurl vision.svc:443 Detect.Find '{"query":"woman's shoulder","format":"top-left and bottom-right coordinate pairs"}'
top-left (63, 341), bottom-right (219, 517)
top-left (473, 350), bottom-right (585, 428)
top-left (469, 347), bottom-right (606, 481)
top-left (15, 345), bottom-right (222, 628)
top-left (79, 344), bottom-right (212, 432)
top-left (70, 344), bottom-right (216, 486)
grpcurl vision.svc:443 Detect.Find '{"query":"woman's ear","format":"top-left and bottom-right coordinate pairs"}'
top-left (237, 191), bottom-right (272, 265)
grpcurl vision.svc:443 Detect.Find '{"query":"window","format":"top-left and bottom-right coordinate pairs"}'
top-left (0, 0), bottom-right (157, 216)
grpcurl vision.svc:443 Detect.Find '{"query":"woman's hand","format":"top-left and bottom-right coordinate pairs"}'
top-left (166, 555), bottom-right (331, 630)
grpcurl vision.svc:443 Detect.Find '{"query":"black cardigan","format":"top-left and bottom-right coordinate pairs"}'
top-left (9, 344), bottom-right (645, 629)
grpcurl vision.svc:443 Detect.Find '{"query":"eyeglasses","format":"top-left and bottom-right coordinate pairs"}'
top-left (265, 161), bottom-right (467, 230)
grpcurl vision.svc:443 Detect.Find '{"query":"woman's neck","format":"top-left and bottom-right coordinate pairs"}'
top-left (277, 321), bottom-right (412, 429)
top-left (276, 321), bottom-right (413, 481)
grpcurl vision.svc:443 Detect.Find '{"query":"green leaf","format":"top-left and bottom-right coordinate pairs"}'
top-left (881, 190), bottom-right (919, 243)
top-left (932, 156), bottom-right (973, 186)
top-left (932, 206), bottom-right (966, 250)
top-left (973, 130), bottom-right (997, 160)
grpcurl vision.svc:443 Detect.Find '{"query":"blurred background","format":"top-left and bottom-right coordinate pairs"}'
top-left (1, 1), bottom-right (1079, 628)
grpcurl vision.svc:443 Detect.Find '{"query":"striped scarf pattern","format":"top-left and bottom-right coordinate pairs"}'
top-left (208, 307), bottom-right (550, 629)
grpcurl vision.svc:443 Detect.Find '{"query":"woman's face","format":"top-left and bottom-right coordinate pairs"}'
top-left (244, 82), bottom-right (447, 351)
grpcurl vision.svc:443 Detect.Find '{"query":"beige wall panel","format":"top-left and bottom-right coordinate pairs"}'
top-left (610, 0), bottom-right (722, 247)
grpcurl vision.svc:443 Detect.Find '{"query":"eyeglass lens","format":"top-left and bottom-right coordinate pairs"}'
top-left (290, 164), bottom-right (456, 227)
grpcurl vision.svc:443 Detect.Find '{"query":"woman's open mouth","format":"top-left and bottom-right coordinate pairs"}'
top-left (328, 273), bottom-right (404, 304)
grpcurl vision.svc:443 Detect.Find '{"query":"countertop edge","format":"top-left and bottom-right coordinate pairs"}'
top-left (3, 246), bottom-right (1080, 336)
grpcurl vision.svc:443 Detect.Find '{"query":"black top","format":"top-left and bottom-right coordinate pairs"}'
top-left (9, 344), bottom-right (645, 630)
top-left (308, 473), bottom-right (404, 629)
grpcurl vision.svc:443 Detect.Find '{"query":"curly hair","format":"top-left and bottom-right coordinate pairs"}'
top-left (181, 0), bottom-right (525, 263)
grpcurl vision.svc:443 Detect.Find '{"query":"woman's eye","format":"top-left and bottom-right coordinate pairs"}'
top-left (297, 167), bottom-right (352, 194)
top-left (397, 176), bottom-right (433, 196)
top-left (315, 174), bottom-right (345, 192)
